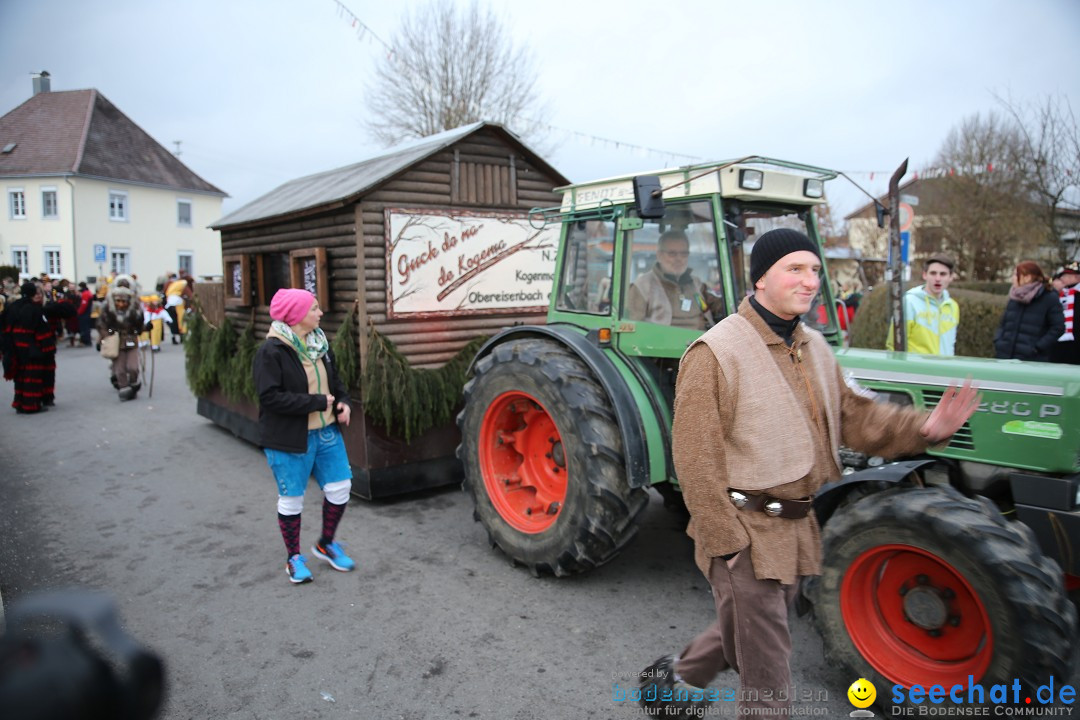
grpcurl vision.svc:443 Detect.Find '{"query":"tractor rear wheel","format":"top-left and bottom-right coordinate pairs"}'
top-left (809, 485), bottom-right (1076, 696)
top-left (457, 338), bottom-right (647, 576)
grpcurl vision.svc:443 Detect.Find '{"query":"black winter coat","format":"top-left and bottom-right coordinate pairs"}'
top-left (992, 286), bottom-right (1065, 361)
top-left (253, 338), bottom-right (351, 453)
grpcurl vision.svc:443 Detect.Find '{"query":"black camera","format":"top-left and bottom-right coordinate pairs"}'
top-left (0, 590), bottom-right (165, 720)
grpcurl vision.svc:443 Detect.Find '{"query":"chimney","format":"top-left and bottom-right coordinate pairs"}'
top-left (32, 71), bottom-right (51, 95)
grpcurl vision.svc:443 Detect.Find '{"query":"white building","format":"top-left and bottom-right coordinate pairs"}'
top-left (0, 73), bottom-right (226, 287)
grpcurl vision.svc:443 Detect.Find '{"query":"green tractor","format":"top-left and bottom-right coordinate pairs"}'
top-left (456, 157), bottom-right (1078, 693)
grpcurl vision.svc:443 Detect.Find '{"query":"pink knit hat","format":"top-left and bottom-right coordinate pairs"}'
top-left (269, 288), bottom-right (316, 326)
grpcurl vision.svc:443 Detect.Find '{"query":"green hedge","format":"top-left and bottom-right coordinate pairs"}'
top-left (952, 281), bottom-right (1011, 295)
top-left (848, 285), bottom-right (1008, 358)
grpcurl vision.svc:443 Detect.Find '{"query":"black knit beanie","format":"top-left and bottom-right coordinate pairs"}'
top-left (749, 228), bottom-right (820, 284)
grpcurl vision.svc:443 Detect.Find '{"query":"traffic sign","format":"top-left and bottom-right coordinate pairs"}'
top-left (898, 203), bottom-right (914, 232)
top-left (93, 244), bottom-right (106, 263)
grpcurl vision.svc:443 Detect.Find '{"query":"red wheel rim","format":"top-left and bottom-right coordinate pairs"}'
top-left (478, 391), bottom-right (567, 533)
top-left (840, 543), bottom-right (993, 688)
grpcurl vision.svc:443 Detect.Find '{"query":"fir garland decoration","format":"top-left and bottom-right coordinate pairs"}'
top-left (363, 329), bottom-right (487, 443)
top-left (329, 303), bottom-right (359, 391)
top-left (183, 310), bottom-right (210, 391)
top-left (222, 321), bottom-right (259, 402)
top-left (193, 317), bottom-right (235, 396)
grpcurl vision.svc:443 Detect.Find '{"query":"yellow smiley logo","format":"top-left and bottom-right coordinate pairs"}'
top-left (848, 678), bottom-right (876, 709)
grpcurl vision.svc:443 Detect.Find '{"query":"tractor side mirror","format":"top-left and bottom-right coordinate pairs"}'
top-left (874, 201), bottom-right (888, 229)
top-left (633, 176), bottom-right (665, 219)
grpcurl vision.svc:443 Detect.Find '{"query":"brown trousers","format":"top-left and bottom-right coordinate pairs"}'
top-left (675, 550), bottom-right (799, 713)
top-left (111, 348), bottom-right (140, 389)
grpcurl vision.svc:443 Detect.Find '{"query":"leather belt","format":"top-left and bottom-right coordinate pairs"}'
top-left (729, 490), bottom-right (813, 519)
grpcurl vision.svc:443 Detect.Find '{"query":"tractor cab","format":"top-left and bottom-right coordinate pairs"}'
top-left (548, 158), bottom-right (842, 404)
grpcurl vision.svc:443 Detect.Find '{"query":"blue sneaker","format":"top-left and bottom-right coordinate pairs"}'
top-left (311, 541), bottom-right (355, 572)
top-left (287, 554), bottom-right (313, 584)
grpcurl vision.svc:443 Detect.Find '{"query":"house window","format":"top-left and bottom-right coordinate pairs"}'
top-left (12, 247), bottom-right (29, 275)
top-left (178, 251), bottom-right (194, 277)
top-left (41, 187), bottom-right (58, 219)
top-left (111, 249), bottom-right (131, 275)
top-left (177, 199), bottom-right (192, 227)
top-left (8, 189), bottom-right (26, 219)
top-left (261, 252), bottom-right (291, 305)
top-left (109, 190), bottom-right (128, 221)
top-left (44, 247), bottom-right (62, 276)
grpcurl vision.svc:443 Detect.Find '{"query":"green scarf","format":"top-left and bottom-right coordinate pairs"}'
top-left (271, 320), bottom-right (329, 361)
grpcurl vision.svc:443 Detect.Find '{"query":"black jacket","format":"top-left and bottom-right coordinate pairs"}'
top-left (253, 338), bottom-right (351, 453)
top-left (993, 286), bottom-right (1065, 361)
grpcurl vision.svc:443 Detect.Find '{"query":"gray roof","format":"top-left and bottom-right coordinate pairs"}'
top-left (214, 122), bottom-right (555, 229)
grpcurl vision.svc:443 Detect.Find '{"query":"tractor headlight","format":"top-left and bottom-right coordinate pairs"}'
top-left (739, 169), bottom-right (763, 191)
top-left (804, 178), bottom-right (825, 198)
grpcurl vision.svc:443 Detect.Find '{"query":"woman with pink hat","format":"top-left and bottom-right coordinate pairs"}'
top-left (253, 288), bottom-right (355, 584)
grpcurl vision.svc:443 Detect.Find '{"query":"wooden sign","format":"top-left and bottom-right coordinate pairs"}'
top-left (385, 208), bottom-right (559, 318)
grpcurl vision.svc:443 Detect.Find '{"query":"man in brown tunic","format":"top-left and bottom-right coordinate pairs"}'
top-left (639, 228), bottom-right (978, 717)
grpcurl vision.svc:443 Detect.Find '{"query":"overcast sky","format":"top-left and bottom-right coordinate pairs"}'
top-left (2, 0), bottom-right (1078, 221)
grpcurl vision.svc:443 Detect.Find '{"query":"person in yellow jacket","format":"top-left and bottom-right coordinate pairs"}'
top-left (886, 253), bottom-right (959, 355)
top-left (164, 276), bottom-right (192, 344)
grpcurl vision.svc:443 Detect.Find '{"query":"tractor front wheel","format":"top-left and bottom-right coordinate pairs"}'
top-left (457, 338), bottom-right (647, 576)
top-left (810, 485), bottom-right (1076, 697)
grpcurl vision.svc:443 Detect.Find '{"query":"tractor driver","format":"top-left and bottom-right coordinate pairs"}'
top-left (625, 230), bottom-right (724, 330)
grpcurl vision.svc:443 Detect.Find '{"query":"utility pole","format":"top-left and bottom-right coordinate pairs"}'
top-left (888, 159), bottom-right (909, 351)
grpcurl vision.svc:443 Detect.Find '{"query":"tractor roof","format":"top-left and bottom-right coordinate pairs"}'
top-left (555, 156), bottom-right (837, 214)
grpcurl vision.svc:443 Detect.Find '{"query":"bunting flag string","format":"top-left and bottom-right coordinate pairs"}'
top-left (330, 0), bottom-right (394, 58)
top-left (325, 1), bottom-right (1034, 184)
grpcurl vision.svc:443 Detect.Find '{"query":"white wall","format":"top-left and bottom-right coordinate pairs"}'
top-left (73, 178), bottom-right (223, 286)
top-left (0, 175), bottom-right (224, 287)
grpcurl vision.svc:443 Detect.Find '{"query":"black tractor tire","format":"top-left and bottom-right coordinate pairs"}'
top-left (457, 338), bottom-right (648, 576)
top-left (809, 485), bottom-right (1076, 699)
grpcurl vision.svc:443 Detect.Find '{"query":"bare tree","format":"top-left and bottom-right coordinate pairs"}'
top-left (995, 93), bottom-right (1080, 266)
top-left (364, 0), bottom-right (548, 146)
top-left (814, 201), bottom-right (848, 247)
top-left (932, 111), bottom-right (1043, 280)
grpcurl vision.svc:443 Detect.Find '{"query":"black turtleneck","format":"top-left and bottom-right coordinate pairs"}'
top-left (749, 295), bottom-right (800, 347)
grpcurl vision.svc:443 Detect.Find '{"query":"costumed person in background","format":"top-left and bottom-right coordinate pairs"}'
top-left (95, 270), bottom-right (118, 301)
top-left (140, 293), bottom-right (169, 353)
top-left (62, 281), bottom-right (82, 347)
top-left (76, 281), bottom-right (94, 347)
top-left (164, 274), bottom-right (192, 344)
top-left (992, 261), bottom-right (1064, 362)
top-left (1050, 262), bottom-right (1080, 365)
top-left (97, 283), bottom-right (144, 401)
top-left (253, 288), bottom-right (355, 584)
top-left (1, 282), bottom-right (71, 413)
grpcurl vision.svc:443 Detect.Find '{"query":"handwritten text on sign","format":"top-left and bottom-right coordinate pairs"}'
top-left (386, 209), bottom-right (559, 317)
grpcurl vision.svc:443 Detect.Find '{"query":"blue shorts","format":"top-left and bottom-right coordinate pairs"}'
top-left (264, 424), bottom-right (353, 497)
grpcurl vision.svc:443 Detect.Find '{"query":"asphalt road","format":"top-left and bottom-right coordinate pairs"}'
top-left (0, 340), bottom-right (1072, 719)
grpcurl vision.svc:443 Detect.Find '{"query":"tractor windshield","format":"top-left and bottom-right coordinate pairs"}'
top-left (723, 201), bottom-right (839, 338)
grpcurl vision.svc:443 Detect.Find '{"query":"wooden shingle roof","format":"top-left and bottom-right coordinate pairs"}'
top-left (0, 89), bottom-right (224, 195)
